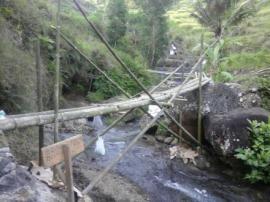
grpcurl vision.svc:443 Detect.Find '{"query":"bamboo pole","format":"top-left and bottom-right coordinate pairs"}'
top-left (54, 0), bottom-right (61, 180)
top-left (73, 0), bottom-right (201, 145)
top-left (54, 0), bottom-right (61, 144)
top-left (82, 111), bottom-right (163, 194)
top-left (150, 63), bottom-right (185, 93)
top-left (85, 108), bottom-right (135, 147)
top-left (197, 34), bottom-right (204, 146)
top-left (57, 29), bottom-right (199, 145)
top-left (0, 78), bottom-right (210, 131)
top-left (35, 39), bottom-right (44, 166)
top-left (168, 39), bottom-right (218, 104)
top-left (54, 29), bottom-right (130, 98)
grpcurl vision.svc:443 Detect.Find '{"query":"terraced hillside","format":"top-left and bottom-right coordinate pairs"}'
top-left (166, 0), bottom-right (270, 109)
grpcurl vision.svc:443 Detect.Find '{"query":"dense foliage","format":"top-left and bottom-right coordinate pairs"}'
top-left (131, 0), bottom-right (174, 66)
top-left (191, 0), bottom-right (257, 37)
top-left (106, 0), bottom-right (127, 45)
top-left (235, 119), bottom-right (270, 184)
top-left (0, 0), bottom-right (164, 111)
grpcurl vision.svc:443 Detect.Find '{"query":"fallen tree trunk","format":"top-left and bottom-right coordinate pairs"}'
top-left (0, 77), bottom-right (211, 131)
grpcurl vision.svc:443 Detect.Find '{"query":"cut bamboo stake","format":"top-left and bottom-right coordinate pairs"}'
top-left (54, 0), bottom-right (61, 181)
top-left (197, 34), bottom-right (204, 146)
top-left (179, 111), bottom-right (183, 140)
top-left (63, 144), bottom-right (75, 202)
top-left (54, 0), bottom-right (61, 144)
top-left (82, 111), bottom-right (163, 194)
top-left (36, 39), bottom-right (44, 166)
top-left (73, 0), bottom-right (200, 145)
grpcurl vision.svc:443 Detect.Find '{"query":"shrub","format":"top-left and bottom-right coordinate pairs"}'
top-left (86, 91), bottom-right (105, 102)
top-left (257, 78), bottom-right (270, 110)
top-left (92, 51), bottom-right (153, 99)
top-left (214, 71), bottom-right (234, 82)
top-left (235, 119), bottom-right (270, 184)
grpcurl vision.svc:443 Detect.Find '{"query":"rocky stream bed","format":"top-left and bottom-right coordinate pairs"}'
top-left (50, 117), bottom-right (270, 202)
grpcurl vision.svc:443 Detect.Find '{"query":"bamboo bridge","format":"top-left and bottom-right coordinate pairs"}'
top-left (0, 0), bottom-right (217, 201)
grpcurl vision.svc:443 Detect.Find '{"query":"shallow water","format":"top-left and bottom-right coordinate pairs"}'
top-left (71, 119), bottom-right (270, 202)
top-left (60, 119), bottom-right (270, 202)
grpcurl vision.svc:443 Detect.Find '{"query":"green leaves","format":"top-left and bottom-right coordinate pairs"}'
top-left (235, 119), bottom-right (270, 184)
top-left (106, 0), bottom-right (128, 45)
top-left (191, 0), bottom-right (257, 37)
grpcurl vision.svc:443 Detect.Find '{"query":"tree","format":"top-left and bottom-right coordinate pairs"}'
top-left (191, 0), bottom-right (257, 37)
top-left (133, 0), bottom-right (174, 66)
top-left (106, 0), bottom-right (127, 45)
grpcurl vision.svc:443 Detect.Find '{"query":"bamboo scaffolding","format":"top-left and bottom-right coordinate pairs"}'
top-left (168, 39), bottom-right (218, 104)
top-left (85, 64), bottom-right (185, 147)
top-left (73, 0), bottom-right (202, 145)
top-left (0, 78), bottom-right (210, 131)
top-left (56, 29), bottom-right (199, 145)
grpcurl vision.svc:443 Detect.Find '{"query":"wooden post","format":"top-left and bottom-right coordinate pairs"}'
top-left (36, 39), bottom-right (44, 166)
top-left (63, 144), bottom-right (75, 202)
top-left (41, 135), bottom-right (84, 202)
top-left (197, 34), bottom-right (204, 146)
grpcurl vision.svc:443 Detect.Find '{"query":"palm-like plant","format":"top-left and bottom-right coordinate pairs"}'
top-left (191, 0), bottom-right (257, 37)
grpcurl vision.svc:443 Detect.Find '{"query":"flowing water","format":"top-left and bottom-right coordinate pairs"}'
top-left (92, 116), bottom-right (104, 130)
top-left (65, 118), bottom-right (270, 202)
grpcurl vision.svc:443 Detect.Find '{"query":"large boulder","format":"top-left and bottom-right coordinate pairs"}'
top-left (169, 82), bottom-right (262, 139)
top-left (0, 147), bottom-right (64, 202)
top-left (204, 108), bottom-right (269, 157)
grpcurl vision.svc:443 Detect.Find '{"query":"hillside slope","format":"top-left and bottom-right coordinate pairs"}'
top-left (166, 0), bottom-right (270, 109)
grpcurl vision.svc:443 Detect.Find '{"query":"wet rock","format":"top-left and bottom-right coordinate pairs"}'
top-left (204, 107), bottom-right (269, 157)
top-left (164, 137), bottom-right (174, 144)
top-left (146, 125), bottom-right (158, 135)
top-left (171, 138), bottom-right (179, 145)
top-left (0, 147), bottom-right (64, 202)
top-left (194, 155), bottom-right (211, 169)
top-left (155, 135), bottom-right (166, 143)
top-left (169, 82), bottom-right (262, 140)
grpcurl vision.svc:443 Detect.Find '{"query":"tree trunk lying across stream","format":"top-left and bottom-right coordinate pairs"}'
top-left (0, 77), bottom-right (211, 131)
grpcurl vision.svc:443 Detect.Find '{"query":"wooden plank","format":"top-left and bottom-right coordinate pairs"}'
top-left (42, 135), bottom-right (85, 168)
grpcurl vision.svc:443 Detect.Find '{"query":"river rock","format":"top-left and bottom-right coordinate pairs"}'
top-left (155, 135), bottom-right (166, 143)
top-left (169, 82), bottom-right (262, 140)
top-left (171, 138), bottom-right (179, 145)
top-left (0, 147), bottom-right (64, 202)
top-left (164, 136), bottom-right (174, 144)
top-left (204, 107), bottom-right (269, 157)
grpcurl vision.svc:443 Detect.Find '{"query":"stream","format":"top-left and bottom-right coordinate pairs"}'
top-left (57, 116), bottom-right (270, 202)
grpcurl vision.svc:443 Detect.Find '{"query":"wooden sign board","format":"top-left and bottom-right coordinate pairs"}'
top-left (42, 135), bottom-right (85, 168)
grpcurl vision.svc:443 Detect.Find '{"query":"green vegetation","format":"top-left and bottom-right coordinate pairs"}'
top-left (235, 119), bottom-right (270, 184)
top-left (106, 0), bottom-right (127, 45)
top-left (167, 0), bottom-right (270, 109)
top-left (191, 0), bottom-right (256, 38)
top-left (0, 0), bottom-right (162, 112)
